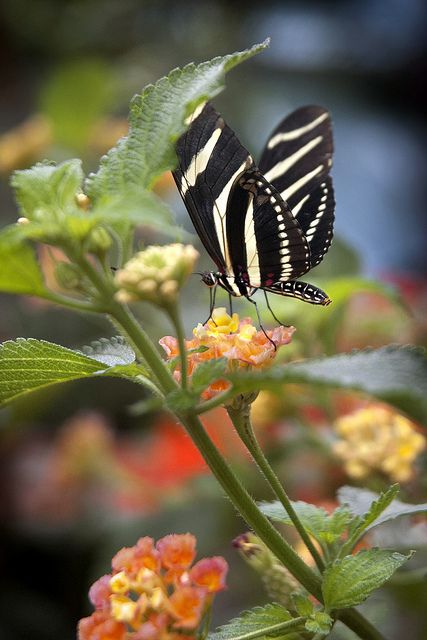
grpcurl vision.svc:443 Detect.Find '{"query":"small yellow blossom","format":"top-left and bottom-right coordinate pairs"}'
top-left (114, 244), bottom-right (199, 306)
top-left (333, 404), bottom-right (426, 482)
top-left (160, 309), bottom-right (295, 400)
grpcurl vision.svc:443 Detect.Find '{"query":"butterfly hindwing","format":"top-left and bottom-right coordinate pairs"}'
top-left (173, 103), bottom-right (253, 273)
top-left (226, 169), bottom-right (311, 287)
top-left (259, 105), bottom-right (334, 268)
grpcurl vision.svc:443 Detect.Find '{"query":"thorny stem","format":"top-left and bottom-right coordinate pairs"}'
top-left (67, 260), bottom-right (386, 640)
top-left (227, 403), bottom-right (325, 572)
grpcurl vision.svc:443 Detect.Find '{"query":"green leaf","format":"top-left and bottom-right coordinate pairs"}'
top-left (191, 357), bottom-right (228, 394)
top-left (0, 234), bottom-right (48, 297)
top-left (90, 190), bottom-right (181, 236)
top-left (228, 346), bottom-right (427, 424)
top-left (322, 549), bottom-right (413, 610)
top-left (0, 338), bottom-right (147, 407)
top-left (292, 594), bottom-right (314, 617)
top-left (86, 40), bottom-right (269, 200)
top-left (338, 485), bottom-right (427, 533)
top-left (0, 338), bottom-right (107, 406)
top-left (341, 485), bottom-right (400, 552)
top-left (304, 611), bottom-right (333, 635)
top-left (259, 501), bottom-right (351, 545)
top-left (11, 159), bottom-right (84, 221)
top-left (77, 336), bottom-right (136, 367)
top-left (208, 603), bottom-right (297, 640)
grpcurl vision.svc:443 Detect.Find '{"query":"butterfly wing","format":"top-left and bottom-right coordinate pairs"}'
top-left (226, 169), bottom-right (311, 288)
top-left (259, 106), bottom-right (335, 267)
top-left (173, 103), bottom-right (253, 273)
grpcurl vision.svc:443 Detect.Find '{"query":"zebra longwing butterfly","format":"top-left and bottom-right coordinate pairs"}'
top-left (173, 102), bottom-right (334, 310)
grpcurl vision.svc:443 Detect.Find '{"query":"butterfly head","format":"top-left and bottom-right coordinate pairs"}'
top-left (200, 271), bottom-right (219, 288)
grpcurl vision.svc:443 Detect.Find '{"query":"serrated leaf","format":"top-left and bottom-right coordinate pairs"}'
top-left (259, 501), bottom-right (351, 544)
top-left (78, 336), bottom-right (136, 366)
top-left (166, 389), bottom-right (197, 413)
top-left (191, 357), bottom-right (228, 394)
top-left (208, 603), bottom-right (296, 640)
top-left (86, 40), bottom-right (269, 200)
top-left (0, 338), bottom-right (147, 407)
top-left (338, 485), bottom-right (427, 533)
top-left (340, 485), bottom-right (400, 552)
top-left (322, 549), bottom-right (413, 610)
top-left (11, 159), bottom-right (84, 220)
top-left (228, 346), bottom-right (427, 424)
top-left (305, 611), bottom-right (332, 635)
top-left (0, 234), bottom-right (48, 297)
top-left (0, 338), bottom-right (107, 406)
top-left (292, 594), bottom-right (314, 617)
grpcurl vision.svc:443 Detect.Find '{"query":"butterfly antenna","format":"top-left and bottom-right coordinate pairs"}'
top-left (263, 291), bottom-right (290, 328)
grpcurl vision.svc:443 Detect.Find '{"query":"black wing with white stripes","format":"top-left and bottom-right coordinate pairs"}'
top-left (173, 103), bottom-right (253, 273)
top-left (226, 169), bottom-right (311, 288)
top-left (259, 106), bottom-right (335, 267)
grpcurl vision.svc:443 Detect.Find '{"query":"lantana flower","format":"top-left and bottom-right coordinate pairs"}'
top-left (114, 244), bottom-right (199, 306)
top-left (160, 307), bottom-right (295, 400)
top-left (333, 404), bottom-right (426, 482)
top-left (78, 533), bottom-right (228, 640)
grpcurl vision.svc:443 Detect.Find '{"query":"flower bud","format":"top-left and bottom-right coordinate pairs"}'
top-left (54, 261), bottom-right (84, 291)
top-left (86, 227), bottom-right (112, 256)
top-left (114, 244), bottom-right (199, 307)
top-left (233, 533), bottom-right (301, 606)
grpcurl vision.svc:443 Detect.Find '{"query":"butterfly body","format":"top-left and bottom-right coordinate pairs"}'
top-left (173, 103), bottom-right (335, 309)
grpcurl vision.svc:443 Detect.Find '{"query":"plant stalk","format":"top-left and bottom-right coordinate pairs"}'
top-left (227, 404), bottom-right (325, 572)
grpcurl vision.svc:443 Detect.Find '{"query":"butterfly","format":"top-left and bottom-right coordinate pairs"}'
top-left (172, 102), bottom-right (334, 321)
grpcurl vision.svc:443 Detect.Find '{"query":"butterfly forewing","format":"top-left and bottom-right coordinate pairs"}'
top-left (259, 105), bottom-right (334, 267)
top-left (173, 103), bottom-right (253, 273)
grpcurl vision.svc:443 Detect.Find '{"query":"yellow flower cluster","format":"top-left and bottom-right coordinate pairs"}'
top-left (114, 244), bottom-right (199, 306)
top-left (333, 404), bottom-right (426, 482)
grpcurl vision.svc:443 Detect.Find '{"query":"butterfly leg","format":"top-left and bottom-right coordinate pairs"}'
top-left (228, 293), bottom-right (233, 316)
top-left (247, 296), bottom-right (276, 350)
top-left (263, 291), bottom-right (289, 327)
top-left (202, 285), bottom-right (217, 325)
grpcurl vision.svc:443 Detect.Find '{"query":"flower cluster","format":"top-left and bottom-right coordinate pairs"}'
top-left (114, 244), bottom-right (199, 306)
top-left (333, 404), bottom-right (426, 482)
top-left (160, 308), bottom-right (295, 399)
top-left (78, 534), bottom-right (228, 640)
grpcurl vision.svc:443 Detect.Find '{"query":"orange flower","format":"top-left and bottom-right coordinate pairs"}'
top-left (78, 534), bottom-right (227, 640)
top-left (160, 308), bottom-right (295, 399)
top-left (190, 556), bottom-right (228, 592)
top-left (169, 586), bottom-right (206, 629)
top-left (112, 537), bottom-right (160, 576)
top-left (157, 533), bottom-right (196, 571)
top-left (78, 610), bottom-right (126, 640)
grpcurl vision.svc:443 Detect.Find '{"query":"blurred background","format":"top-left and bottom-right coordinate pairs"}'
top-left (0, 1), bottom-right (426, 639)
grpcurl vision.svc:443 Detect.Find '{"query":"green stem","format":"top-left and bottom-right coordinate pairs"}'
top-left (180, 411), bottom-right (323, 599)
top-left (227, 404), bottom-right (325, 573)
top-left (339, 610), bottom-right (386, 640)
top-left (65, 267), bottom-right (384, 640)
top-left (195, 387), bottom-right (235, 413)
top-left (43, 292), bottom-right (106, 314)
top-left (226, 616), bottom-right (306, 640)
top-left (168, 304), bottom-right (188, 389)
top-left (73, 253), bottom-right (177, 394)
